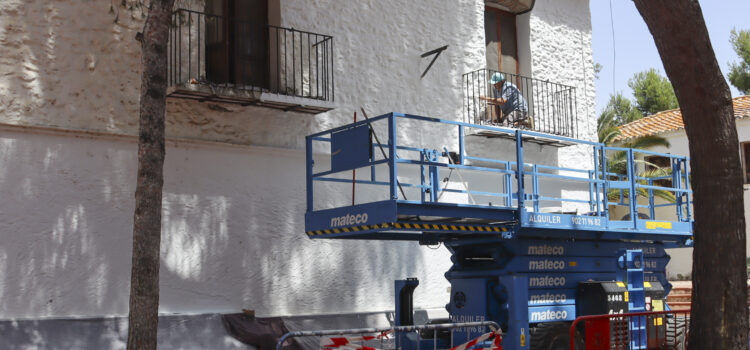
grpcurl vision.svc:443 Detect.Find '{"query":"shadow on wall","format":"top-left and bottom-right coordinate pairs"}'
top-left (0, 1), bottom-right (146, 133)
top-left (1, 0), bottom-right (490, 149)
top-left (0, 129), bottom-right (448, 320)
top-left (163, 0), bottom-right (487, 150)
top-left (0, 0), bottom-right (320, 149)
top-left (0, 130), bottom-right (136, 318)
top-left (0, 314), bottom-right (248, 349)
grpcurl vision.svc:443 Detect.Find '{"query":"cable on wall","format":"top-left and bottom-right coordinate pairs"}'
top-left (609, 0), bottom-right (617, 92)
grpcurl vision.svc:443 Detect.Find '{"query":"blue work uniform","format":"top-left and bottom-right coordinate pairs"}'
top-left (493, 81), bottom-right (529, 116)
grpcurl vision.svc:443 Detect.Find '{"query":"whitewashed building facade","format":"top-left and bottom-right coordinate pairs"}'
top-left (0, 0), bottom-right (595, 347)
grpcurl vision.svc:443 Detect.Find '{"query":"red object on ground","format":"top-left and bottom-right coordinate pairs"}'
top-left (584, 319), bottom-right (611, 350)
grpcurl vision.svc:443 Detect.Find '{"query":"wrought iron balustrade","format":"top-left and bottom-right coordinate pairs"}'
top-left (168, 9), bottom-right (334, 109)
top-left (463, 68), bottom-right (577, 138)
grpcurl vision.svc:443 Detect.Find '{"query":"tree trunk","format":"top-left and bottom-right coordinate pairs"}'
top-left (127, 1), bottom-right (175, 349)
top-left (633, 1), bottom-right (748, 349)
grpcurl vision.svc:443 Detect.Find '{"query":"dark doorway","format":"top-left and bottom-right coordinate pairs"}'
top-left (742, 142), bottom-right (750, 183)
top-left (485, 7), bottom-right (518, 74)
top-left (205, 0), bottom-right (269, 88)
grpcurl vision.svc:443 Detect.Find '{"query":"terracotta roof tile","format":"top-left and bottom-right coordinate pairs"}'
top-left (613, 95), bottom-right (750, 142)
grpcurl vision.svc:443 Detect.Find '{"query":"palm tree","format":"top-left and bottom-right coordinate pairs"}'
top-left (606, 164), bottom-right (677, 204)
top-left (597, 108), bottom-right (622, 145)
top-left (604, 136), bottom-right (676, 210)
top-left (597, 94), bottom-right (675, 206)
top-left (605, 135), bottom-right (671, 174)
top-left (597, 92), bottom-right (644, 145)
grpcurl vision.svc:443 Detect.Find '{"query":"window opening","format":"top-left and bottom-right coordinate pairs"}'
top-left (644, 155), bottom-right (672, 188)
top-left (742, 142), bottom-right (750, 184)
top-left (205, 0), bottom-right (269, 88)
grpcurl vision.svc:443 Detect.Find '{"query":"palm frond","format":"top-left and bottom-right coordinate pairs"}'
top-left (606, 187), bottom-right (676, 205)
top-left (599, 127), bottom-right (621, 145)
top-left (623, 135), bottom-right (671, 149)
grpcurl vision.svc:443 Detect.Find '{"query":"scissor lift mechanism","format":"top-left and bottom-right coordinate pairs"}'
top-left (304, 112), bottom-right (693, 350)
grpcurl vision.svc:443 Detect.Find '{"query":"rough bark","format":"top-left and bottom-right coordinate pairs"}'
top-left (633, 1), bottom-right (748, 349)
top-left (127, 1), bottom-right (175, 349)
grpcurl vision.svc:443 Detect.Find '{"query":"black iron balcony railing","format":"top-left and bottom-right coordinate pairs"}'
top-left (463, 69), bottom-right (578, 138)
top-left (168, 9), bottom-right (334, 109)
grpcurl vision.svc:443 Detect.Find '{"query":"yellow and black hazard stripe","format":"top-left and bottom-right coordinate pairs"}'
top-left (307, 223), bottom-right (392, 236)
top-left (307, 222), bottom-right (510, 237)
top-left (391, 222), bottom-right (509, 233)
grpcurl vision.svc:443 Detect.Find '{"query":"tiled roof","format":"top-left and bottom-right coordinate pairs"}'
top-left (613, 95), bottom-right (750, 142)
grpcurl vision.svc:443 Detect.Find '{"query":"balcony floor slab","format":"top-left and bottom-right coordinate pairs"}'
top-left (167, 82), bottom-right (335, 115)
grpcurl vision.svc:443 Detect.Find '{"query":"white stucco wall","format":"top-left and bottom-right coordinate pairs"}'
top-left (0, 0), bottom-right (596, 319)
top-left (529, 0), bottom-right (596, 142)
top-left (0, 0), bottom-right (487, 149)
top-left (529, 0), bottom-right (597, 212)
top-left (0, 127), bottom-right (457, 318)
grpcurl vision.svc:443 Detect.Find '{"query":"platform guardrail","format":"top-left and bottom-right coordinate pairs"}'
top-left (306, 113), bottom-right (693, 237)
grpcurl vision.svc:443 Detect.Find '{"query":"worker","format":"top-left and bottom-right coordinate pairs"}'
top-left (481, 72), bottom-right (529, 126)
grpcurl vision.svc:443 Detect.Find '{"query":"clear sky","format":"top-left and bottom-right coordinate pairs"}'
top-left (590, 0), bottom-right (750, 113)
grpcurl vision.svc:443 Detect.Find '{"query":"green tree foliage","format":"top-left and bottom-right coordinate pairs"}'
top-left (597, 113), bottom-right (621, 145)
top-left (597, 93), bottom-right (673, 204)
top-left (605, 135), bottom-right (674, 204)
top-left (606, 135), bottom-right (671, 174)
top-left (606, 168), bottom-right (676, 204)
top-left (728, 28), bottom-right (750, 94)
top-left (594, 62), bottom-right (603, 80)
top-left (628, 68), bottom-right (678, 115)
top-left (597, 93), bottom-right (643, 144)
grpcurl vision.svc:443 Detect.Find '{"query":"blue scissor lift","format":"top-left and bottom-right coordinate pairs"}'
top-left (304, 113), bottom-right (693, 350)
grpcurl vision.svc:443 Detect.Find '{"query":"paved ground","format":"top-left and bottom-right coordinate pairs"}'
top-left (669, 281), bottom-right (692, 289)
top-left (0, 314), bottom-right (250, 350)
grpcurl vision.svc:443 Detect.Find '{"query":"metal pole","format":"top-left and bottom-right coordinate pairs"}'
top-left (352, 112), bottom-right (357, 205)
top-left (360, 108), bottom-right (407, 200)
top-left (627, 148), bottom-right (638, 228)
top-left (306, 135), bottom-right (313, 212)
top-left (516, 130), bottom-right (525, 214)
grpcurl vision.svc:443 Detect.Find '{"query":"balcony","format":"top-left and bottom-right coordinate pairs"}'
top-left (463, 69), bottom-right (578, 142)
top-left (167, 9), bottom-right (334, 114)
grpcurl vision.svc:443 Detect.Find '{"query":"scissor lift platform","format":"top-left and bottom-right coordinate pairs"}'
top-left (304, 113), bottom-right (693, 245)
